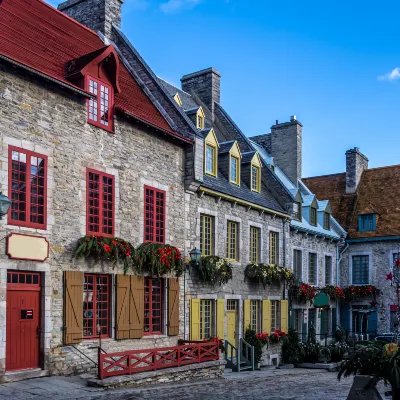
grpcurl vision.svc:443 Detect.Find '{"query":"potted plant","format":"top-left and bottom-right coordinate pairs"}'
top-left (244, 263), bottom-right (294, 288)
top-left (198, 256), bottom-right (233, 286)
top-left (244, 327), bottom-right (269, 368)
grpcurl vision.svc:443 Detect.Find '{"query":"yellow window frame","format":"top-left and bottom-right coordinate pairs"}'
top-left (226, 220), bottom-right (238, 261)
top-left (270, 300), bottom-right (281, 332)
top-left (200, 214), bottom-right (214, 256)
top-left (229, 155), bottom-right (240, 185)
top-left (250, 226), bottom-right (260, 263)
top-left (205, 144), bottom-right (217, 176)
top-left (250, 300), bottom-right (259, 332)
top-left (269, 231), bottom-right (279, 265)
top-left (197, 114), bottom-right (204, 130)
top-left (199, 299), bottom-right (213, 339)
top-left (251, 164), bottom-right (261, 192)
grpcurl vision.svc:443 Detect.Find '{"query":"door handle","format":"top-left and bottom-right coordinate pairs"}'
top-left (36, 326), bottom-right (40, 339)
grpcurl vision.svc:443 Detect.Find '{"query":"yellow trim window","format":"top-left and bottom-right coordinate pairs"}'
top-left (251, 164), bottom-right (261, 192)
top-left (230, 155), bottom-right (240, 185)
top-left (205, 144), bottom-right (217, 176)
top-left (200, 299), bottom-right (213, 339)
top-left (271, 300), bottom-right (281, 332)
top-left (249, 226), bottom-right (260, 263)
top-left (200, 214), bottom-right (214, 256)
top-left (250, 300), bottom-right (259, 332)
top-left (226, 220), bottom-right (238, 261)
top-left (269, 231), bottom-right (279, 265)
top-left (197, 114), bottom-right (204, 130)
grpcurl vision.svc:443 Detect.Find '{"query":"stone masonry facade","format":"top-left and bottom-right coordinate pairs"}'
top-left (0, 63), bottom-right (187, 376)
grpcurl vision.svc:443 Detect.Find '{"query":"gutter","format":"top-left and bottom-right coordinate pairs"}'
top-left (119, 109), bottom-right (193, 145)
top-left (346, 236), bottom-right (400, 243)
top-left (0, 55), bottom-right (93, 99)
top-left (289, 224), bottom-right (341, 242)
top-left (199, 186), bottom-right (291, 219)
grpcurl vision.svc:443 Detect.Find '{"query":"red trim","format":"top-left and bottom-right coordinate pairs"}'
top-left (86, 169), bottom-right (115, 237)
top-left (7, 271), bottom-right (41, 291)
top-left (144, 185), bottom-right (166, 244)
top-left (144, 278), bottom-right (163, 335)
top-left (6, 233), bottom-right (49, 262)
top-left (98, 340), bottom-right (219, 379)
top-left (85, 75), bottom-right (114, 133)
top-left (8, 146), bottom-right (48, 230)
top-left (83, 274), bottom-right (110, 339)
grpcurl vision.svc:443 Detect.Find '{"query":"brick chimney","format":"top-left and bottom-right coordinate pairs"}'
top-left (58, 0), bottom-right (123, 39)
top-left (251, 116), bottom-right (302, 185)
top-left (345, 147), bottom-right (368, 194)
top-left (181, 68), bottom-right (221, 115)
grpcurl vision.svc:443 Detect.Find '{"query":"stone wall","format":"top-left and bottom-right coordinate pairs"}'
top-left (345, 148), bottom-right (368, 194)
top-left (0, 62), bottom-right (187, 375)
top-left (261, 342), bottom-right (282, 367)
top-left (340, 240), bottom-right (400, 333)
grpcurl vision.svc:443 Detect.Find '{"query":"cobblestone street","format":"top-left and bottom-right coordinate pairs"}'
top-left (0, 369), bottom-right (389, 400)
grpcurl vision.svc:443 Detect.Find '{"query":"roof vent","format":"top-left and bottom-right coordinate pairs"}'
top-left (290, 115), bottom-right (296, 121)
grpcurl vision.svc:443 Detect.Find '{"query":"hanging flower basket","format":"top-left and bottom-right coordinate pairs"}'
top-left (133, 243), bottom-right (183, 277)
top-left (290, 283), bottom-right (319, 304)
top-left (323, 285), bottom-right (345, 300)
top-left (343, 285), bottom-right (380, 302)
top-left (74, 235), bottom-right (134, 272)
top-left (244, 263), bottom-right (294, 288)
top-left (198, 256), bottom-right (233, 286)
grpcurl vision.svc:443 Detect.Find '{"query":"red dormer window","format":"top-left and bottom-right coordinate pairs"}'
top-left (86, 75), bottom-right (114, 132)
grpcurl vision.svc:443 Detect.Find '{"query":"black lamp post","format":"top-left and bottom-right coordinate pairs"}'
top-left (0, 192), bottom-right (12, 219)
top-left (189, 247), bottom-right (201, 266)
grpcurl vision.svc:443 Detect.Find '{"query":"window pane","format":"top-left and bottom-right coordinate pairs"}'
top-left (308, 253), bottom-right (317, 285)
top-left (325, 256), bottom-right (332, 285)
top-left (230, 156), bottom-right (238, 183)
top-left (294, 250), bottom-right (302, 281)
top-left (205, 146), bottom-right (215, 174)
top-left (200, 300), bottom-right (212, 339)
top-left (200, 215), bottom-right (213, 256)
top-left (270, 232), bottom-right (279, 265)
top-left (352, 255), bottom-right (369, 284)
top-left (250, 226), bottom-right (260, 263)
top-left (226, 221), bottom-right (238, 260)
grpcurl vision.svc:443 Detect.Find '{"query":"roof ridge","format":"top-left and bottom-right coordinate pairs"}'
top-left (303, 172), bottom-right (346, 180)
top-left (365, 164), bottom-right (400, 172)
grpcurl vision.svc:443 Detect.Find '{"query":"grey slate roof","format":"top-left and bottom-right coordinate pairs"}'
top-left (219, 141), bottom-right (235, 154)
top-left (158, 78), bottom-right (198, 111)
top-left (242, 151), bottom-right (256, 164)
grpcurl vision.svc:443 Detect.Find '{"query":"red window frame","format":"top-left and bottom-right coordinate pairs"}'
top-left (144, 278), bottom-right (163, 335)
top-left (83, 274), bottom-right (110, 339)
top-left (8, 146), bottom-right (47, 229)
top-left (144, 185), bottom-right (166, 244)
top-left (86, 169), bottom-right (115, 237)
top-left (85, 75), bottom-right (114, 132)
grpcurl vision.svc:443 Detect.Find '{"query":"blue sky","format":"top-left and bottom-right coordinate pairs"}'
top-left (48, 0), bottom-right (400, 177)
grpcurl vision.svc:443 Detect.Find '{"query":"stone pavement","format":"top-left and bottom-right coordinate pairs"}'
top-left (0, 369), bottom-right (390, 400)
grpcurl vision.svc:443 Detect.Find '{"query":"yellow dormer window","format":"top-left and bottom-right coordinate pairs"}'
top-left (204, 129), bottom-right (219, 177)
top-left (229, 141), bottom-right (241, 186)
top-left (251, 165), bottom-right (260, 192)
top-left (196, 107), bottom-right (205, 130)
top-left (173, 93), bottom-right (183, 106)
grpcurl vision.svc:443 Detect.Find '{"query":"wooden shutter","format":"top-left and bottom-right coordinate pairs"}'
top-left (280, 300), bottom-right (289, 333)
top-left (131, 275), bottom-right (144, 339)
top-left (190, 299), bottom-right (200, 340)
top-left (262, 300), bottom-right (271, 333)
top-left (64, 271), bottom-right (84, 345)
top-left (216, 299), bottom-right (225, 339)
top-left (116, 275), bottom-right (132, 340)
top-left (243, 300), bottom-right (251, 333)
top-left (168, 278), bottom-right (180, 336)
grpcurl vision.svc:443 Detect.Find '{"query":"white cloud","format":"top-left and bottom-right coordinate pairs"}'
top-left (378, 67), bottom-right (400, 82)
top-left (160, 0), bottom-right (201, 14)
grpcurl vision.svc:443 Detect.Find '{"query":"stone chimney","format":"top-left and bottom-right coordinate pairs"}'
top-left (251, 116), bottom-right (302, 185)
top-left (345, 147), bottom-right (368, 194)
top-left (58, 0), bottom-right (123, 39)
top-left (181, 68), bottom-right (221, 115)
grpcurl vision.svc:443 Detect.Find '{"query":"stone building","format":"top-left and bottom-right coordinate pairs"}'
top-left (0, 0), bottom-right (199, 381)
top-left (304, 148), bottom-right (400, 336)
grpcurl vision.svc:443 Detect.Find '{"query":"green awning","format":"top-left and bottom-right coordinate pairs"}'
top-left (314, 293), bottom-right (329, 308)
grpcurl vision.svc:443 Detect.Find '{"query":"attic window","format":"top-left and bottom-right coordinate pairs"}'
top-left (230, 155), bottom-right (240, 185)
top-left (205, 144), bottom-right (217, 176)
top-left (324, 212), bottom-right (330, 230)
top-left (358, 214), bottom-right (376, 232)
top-left (310, 206), bottom-right (317, 226)
top-left (173, 93), bottom-right (183, 106)
top-left (251, 165), bottom-right (261, 192)
top-left (295, 201), bottom-right (302, 221)
top-left (86, 76), bottom-right (113, 132)
top-left (197, 114), bottom-right (204, 130)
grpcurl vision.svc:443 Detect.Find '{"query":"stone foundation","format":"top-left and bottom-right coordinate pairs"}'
top-left (261, 342), bottom-right (282, 367)
top-left (88, 360), bottom-right (226, 388)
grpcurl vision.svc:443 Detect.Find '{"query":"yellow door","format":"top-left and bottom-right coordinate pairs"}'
top-left (227, 300), bottom-right (237, 345)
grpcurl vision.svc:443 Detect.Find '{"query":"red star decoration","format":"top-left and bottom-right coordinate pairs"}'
top-left (369, 301), bottom-right (377, 307)
top-left (386, 272), bottom-right (394, 281)
top-left (396, 259), bottom-right (400, 267)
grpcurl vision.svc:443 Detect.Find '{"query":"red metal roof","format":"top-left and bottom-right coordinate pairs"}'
top-left (0, 0), bottom-right (182, 139)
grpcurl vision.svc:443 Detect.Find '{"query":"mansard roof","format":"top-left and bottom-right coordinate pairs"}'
top-left (0, 0), bottom-right (191, 143)
top-left (304, 165), bottom-right (400, 239)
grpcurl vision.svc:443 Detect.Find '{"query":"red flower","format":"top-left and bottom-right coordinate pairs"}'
top-left (112, 240), bottom-right (117, 246)
top-left (103, 244), bottom-right (111, 253)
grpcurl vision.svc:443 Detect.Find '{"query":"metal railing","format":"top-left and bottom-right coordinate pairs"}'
top-left (240, 338), bottom-right (255, 371)
top-left (224, 339), bottom-right (255, 372)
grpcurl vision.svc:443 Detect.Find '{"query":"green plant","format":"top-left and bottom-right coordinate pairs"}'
top-left (308, 325), bottom-right (317, 345)
top-left (244, 263), bottom-right (294, 288)
top-left (74, 235), bottom-right (134, 272)
top-left (198, 256), bottom-right (233, 286)
top-left (289, 283), bottom-right (318, 304)
top-left (323, 285), bottom-right (345, 300)
top-left (329, 341), bottom-right (349, 362)
top-left (343, 285), bottom-right (380, 301)
top-left (269, 330), bottom-right (287, 343)
top-left (282, 328), bottom-right (304, 365)
top-left (244, 327), bottom-right (267, 365)
top-left (133, 243), bottom-right (183, 277)
top-left (334, 326), bottom-right (346, 343)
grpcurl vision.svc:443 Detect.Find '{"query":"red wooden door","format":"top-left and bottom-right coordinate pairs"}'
top-left (6, 272), bottom-right (41, 371)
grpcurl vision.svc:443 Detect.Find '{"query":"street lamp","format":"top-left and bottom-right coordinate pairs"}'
top-left (189, 247), bottom-right (201, 266)
top-left (0, 192), bottom-right (12, 219)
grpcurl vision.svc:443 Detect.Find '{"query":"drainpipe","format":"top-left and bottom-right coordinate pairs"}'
top-left (336, 241), bottom-right (349, 330)
top-left (183, 269), bottom-right (186, 340)
top-left (282, 218), bottom-right (288, 300)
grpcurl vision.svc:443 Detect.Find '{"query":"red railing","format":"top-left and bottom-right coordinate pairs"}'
top-left (98, 340), bottom-right (219, 379)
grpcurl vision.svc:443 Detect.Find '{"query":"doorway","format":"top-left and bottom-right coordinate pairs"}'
top-left (6, 271), bottom-right (41, 371)
top-left (226, 300), bottom-right (237, 346)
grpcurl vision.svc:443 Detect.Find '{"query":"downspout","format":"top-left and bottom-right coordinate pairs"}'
top-left (282, 218), bottom-right (288, 300)
top-left (336, 241), bottom-right (349, 330)
top-left (183, 268), bottom-right (187, 340)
